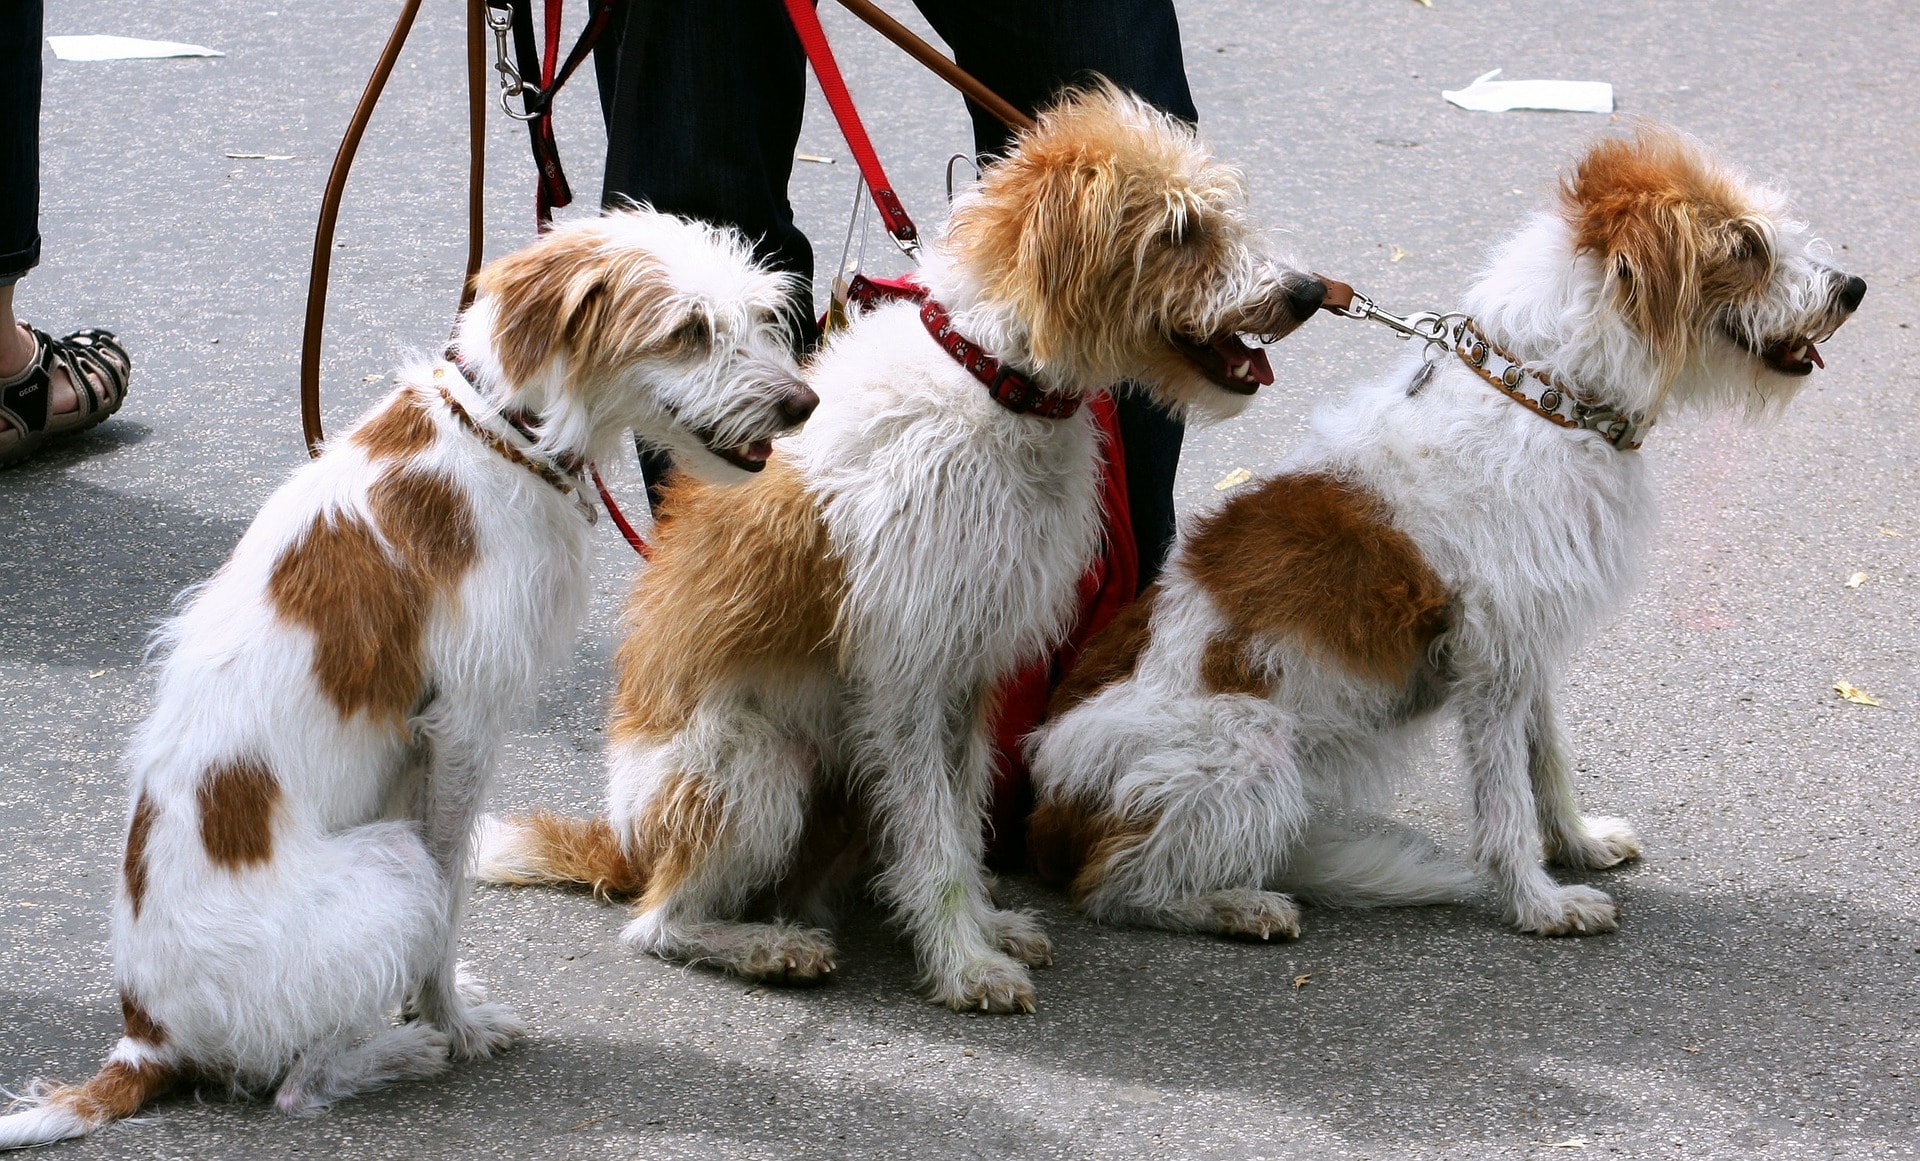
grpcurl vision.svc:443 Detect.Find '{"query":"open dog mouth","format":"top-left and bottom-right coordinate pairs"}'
top-left (1175, 334), bottom-right (1275, 395)
top-left (1731, 324), bottom-right (1840, 378)
top-left (701, 433), bottom-right (775, 472)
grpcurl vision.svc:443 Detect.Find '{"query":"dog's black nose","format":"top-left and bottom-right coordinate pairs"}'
top-left (1285, 276), bottom-right (1328, 321)
top-left (1838, 274), bottom-right (1866, 313)
top-left (778, 385), bottom-right (819, 426)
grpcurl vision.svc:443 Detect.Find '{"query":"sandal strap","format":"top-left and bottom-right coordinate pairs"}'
top-left (46, 327), bottom-right (130, 417)
top-left (0, 326), bottom-right (55, 434)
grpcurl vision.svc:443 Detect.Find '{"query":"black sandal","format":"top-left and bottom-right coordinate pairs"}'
top-left (0, 324), bottom-right (132, 468)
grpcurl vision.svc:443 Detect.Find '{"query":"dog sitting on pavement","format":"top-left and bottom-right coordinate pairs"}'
top-left (0, 210), bottom-right (815, 1149)
top-left (1026, 125), bottom-right (1864, 941)
top-left (473, 84), bottom-right (1328, 1013)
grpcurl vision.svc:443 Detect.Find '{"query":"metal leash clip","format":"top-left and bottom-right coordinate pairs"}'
top-left (1325, 287), bottom-right (1457, 347)
top-left (484, 1), bottom-right (542, 121)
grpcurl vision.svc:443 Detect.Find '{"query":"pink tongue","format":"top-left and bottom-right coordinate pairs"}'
top-left (743, 439), bottom-right (772, 462)
top-left (1806, 343), bottom-right (1824, 369)
top-left (1212, 337), bottom-right (1274, 386)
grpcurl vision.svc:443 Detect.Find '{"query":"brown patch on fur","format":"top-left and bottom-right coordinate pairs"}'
top-left (477, 219), bottom-right (689, 386)
top-left (1563, 126), bottom-right (1771, 372)
top-left (504, 812), bottom-right (649, 901)
top-left (1028, 792), bottom-right (1158, 905)
top-left (633, 772), bottom-right (726, 913)
top-left (267, 468), bottom-right (476, 725)
top-left (1048, 586), bottom-right (1159, 716)
top-left (122, 794), bottom-right (156, 920)
top-left (119, 991), bottom-right (167, 1047)
top-left (197, 758), bottom-right (281, 869)
top-left (609, 457), bottom-right (846, 745)
top-left (366, 468), bottom-right (480, 579)
top-left (1200, 633), bottom-right (1274, 699)
top-left (56, 1060), bottom-right (176, 1125)
top-left (350, 391), bottom-right (438, 461)
top-left (1185, 473), bottom-right (1450, 683)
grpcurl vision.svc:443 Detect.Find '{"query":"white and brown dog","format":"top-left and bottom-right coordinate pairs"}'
top-left (1026, 126), bottom-right (1864, 941)
top-left (474, 86), bottom-right (1327, 1012)
top-left (0, 210), bottom-right (813, 1148)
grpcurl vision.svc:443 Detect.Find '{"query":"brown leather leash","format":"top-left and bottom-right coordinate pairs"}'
top-left (301, 0), bottom-right (489, 458)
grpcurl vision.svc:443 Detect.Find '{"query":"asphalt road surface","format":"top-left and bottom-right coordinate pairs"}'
top-left (2, 1), bottom-right (1915, 1158)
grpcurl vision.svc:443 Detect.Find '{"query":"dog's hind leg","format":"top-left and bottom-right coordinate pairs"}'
top-left (1458, 678), bottom-right (1621, 935)
top-left (1071, 707), bottom-right (1311, 941)
top-left (274, 1022), bottom-right (452, 1116)
top-left (1528, 696), bottom-right (1641, 871)
top-left (615, 718), bottom-right (838, 984)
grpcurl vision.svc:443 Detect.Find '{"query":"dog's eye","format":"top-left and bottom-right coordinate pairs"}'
top-left (670, 315), bottom-right (713, 351)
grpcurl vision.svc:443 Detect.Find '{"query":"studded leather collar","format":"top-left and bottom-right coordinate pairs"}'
top-left (835, 274), bottom-right (1082, 419)
top-left (1451, 318), bottom-right (1651, 451)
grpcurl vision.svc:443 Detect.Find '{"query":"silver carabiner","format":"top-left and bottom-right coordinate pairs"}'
top-left (1328, 290), bottom-right (1454, 347)
top-left (485, 2), bottom-right (542, 121)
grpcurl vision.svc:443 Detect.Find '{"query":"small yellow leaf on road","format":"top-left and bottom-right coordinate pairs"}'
top-left (1845, 572), bottom-right (1868, 589)
top-left (1292, 973), bottom-right (1313, 989)
top-left (1413, 0), bottom-right (1432, 7)
top-left (1834, 680), bottom-right (1884, 707)
top-left (1881, 526), bottom-right (1903, 537)
top-left (363, 373), bottom-right (384, 383)
top-left (1390, 245), bottom-right (1407, 262)
top-left (1539, 1138), bottom-right (1588, 1149)
top-left (1214, 467), bottom-right (1253, 491)
top-left (1682, 1045), bottom-right (1702, 1053)
top-left (87, 669), bottom-right (106, 678)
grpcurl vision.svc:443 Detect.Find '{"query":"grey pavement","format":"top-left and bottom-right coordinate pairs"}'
top-left (2, 1), bottom-right (1917, 1157)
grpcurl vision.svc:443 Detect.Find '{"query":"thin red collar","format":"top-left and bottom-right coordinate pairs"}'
top-left (838, 274), bottom-right (1081, 419)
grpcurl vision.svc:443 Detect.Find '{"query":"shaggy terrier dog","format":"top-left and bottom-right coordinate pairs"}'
top-left (0, 211), bottom-right (813, 1148)
top-left (1025, 126), bottom-right (1864, 941)
top-left (475, 86), bottom-right (1327, 1012)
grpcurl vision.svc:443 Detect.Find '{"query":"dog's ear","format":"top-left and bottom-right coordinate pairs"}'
top-left (476, 222), bottom-right (684, 383)
top-left (948, 84), bottom-right (1220, 369)
top-left (1563, 126), bottom-right (1755, 374)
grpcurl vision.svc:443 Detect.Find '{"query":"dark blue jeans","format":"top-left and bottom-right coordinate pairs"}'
top-left (0, 0), bottom-right (43, 285)
top-left (594, 0), bottom-right (1196, 587)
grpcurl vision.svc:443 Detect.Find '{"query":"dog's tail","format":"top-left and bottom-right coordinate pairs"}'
top-left (1279, 823), bottom-right (1476, 908)
top-left (0, 1050), bottom-right (177, 1150)
top-left (472, 812), bottom-right (647, 901)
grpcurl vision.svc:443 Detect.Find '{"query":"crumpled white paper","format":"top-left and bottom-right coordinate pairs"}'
top-left (1443, 69), bottom-right (1613, 114)
top-left (47, 35), bottom-right (224, 62)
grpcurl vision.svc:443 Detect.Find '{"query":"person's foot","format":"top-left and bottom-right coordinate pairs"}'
top-left (0, 323), bottom-right (132, 467)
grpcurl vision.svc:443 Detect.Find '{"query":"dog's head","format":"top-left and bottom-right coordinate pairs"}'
top-left (1560, 125), bottom-right (1864, 415)
top-left (938, 83), bottom-right (1324, 419)
top-left (472, 210), bottom-right (816, 480)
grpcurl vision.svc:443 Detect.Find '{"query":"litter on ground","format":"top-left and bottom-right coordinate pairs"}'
top-left (1443, 69), bottom-right (1613, 114)
top-left (47, 35), bottom-right (223, 61)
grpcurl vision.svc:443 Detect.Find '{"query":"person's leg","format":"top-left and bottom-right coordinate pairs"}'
top-left (595, 0), bottom-right (813, 504)
top-left (0, 0), bottom-right (129, 467)
top-left (912, 0), bottom-right (1195, 586)
top-left (0, 0), bottom-right (40, 292)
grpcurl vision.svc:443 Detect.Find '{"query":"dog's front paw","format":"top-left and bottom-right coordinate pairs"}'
top-left (439, 998), bottom-right (528, 1060)
top-left (986, 908), bottom-right (1053, 968)
top-left (932, 954), bottom-right (1036, 1014)
top-left (1548, 815), bottom-right (1642, 870)
top-left (1512, 884), bottom-right (1620, 937)
top-left (1206, 889), bottom-right (1301, 942)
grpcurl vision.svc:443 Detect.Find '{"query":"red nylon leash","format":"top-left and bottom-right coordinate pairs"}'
top-left (781, 0), bottom-right (919, 252)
